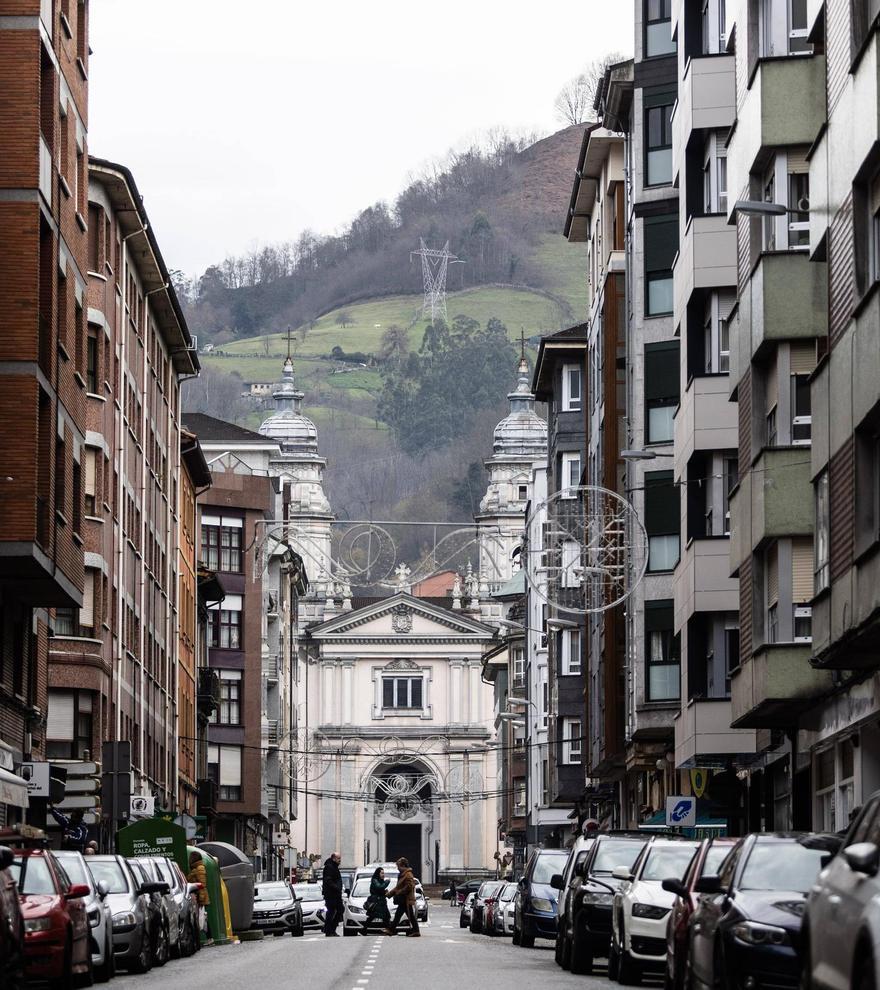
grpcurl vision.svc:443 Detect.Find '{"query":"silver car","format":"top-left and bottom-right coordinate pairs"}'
top-left (292, 883), bottom-right (326, 930)
top-left (86, 854), bottom-right (156, 973)
top-left (460, 892), bottom-right (476, 929)
top-left (144, 856), bottom-right (200, 957)
top-left (55, 851), bottom-right (115, 983)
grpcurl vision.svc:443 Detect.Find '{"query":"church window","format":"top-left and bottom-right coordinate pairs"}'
top-left (382, 675), bottom-right (423, 710)
top-left (518, 484), bottom-right (528, 501)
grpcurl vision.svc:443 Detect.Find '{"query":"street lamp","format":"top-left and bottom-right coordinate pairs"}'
top-left (507, 696), bottom-right (538, 710)
top-left (546, 617), bottom-right (580, 630)
top-left (731, 199), bottom-right (790, 217)
top-left (621, 449), bottom-right (675, 461)
top-left (495, 618), bottom-right (525, 631)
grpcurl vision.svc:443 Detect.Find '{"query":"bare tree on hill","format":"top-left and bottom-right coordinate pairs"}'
top-left (554, 52), bottom-right (626, 125)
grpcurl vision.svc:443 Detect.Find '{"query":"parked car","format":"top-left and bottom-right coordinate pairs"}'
top-left (137, 857), bottom-right (182, 959)
top-left (561, 832), bottom-right (648, 974)
top-left (415, 882), bottom-right (429, 923)
top-left (0, 844), bottom-right (25, 990)
top-left (86, 854), bottom-right (156, 973)
top-left (661, 837), bottom-right (736, 990)
top-left (145, 855), bottom-right (200, 957)
top-left (251, 881), bottom-right (304, 936)
top-left (512, 847), bottom-right (570, 947)
top-left (482, 880), bottom-right (508, 935)
top-left (491, 882), bottom-right (518, 936)
top-left (802, 793), bottom-right (880, 990)
top-left (460, 892), bottom-right (476, 929)
top-left (7, 841), bottom-right (91, 988)
top-left (471, 879), bottom-right (504, 934)
top-left (127, 858), bottom-right (170, 966)
top-left (609, 837), bottom-right (698, 984)
top-left (688, 833), bottom-right (833, 990)
top-left (553, 832), bottom-right (597, 968)
top-left (292, 883), bottom-right (326, 930)
top-left (54, 849), bottom-right (115, 983)
top-left (445, 878), bottom-right (483, 906)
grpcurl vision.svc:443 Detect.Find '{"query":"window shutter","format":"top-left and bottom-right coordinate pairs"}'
top-left (645, 472), bottom-right (678, 534)
top-left (645, 341), bottom-right (680, 401)
top-left (220, 594), bottom-right (242, 612)
top-left (644, 600), bottom-right (674, 632)
top-left (202, 514), bottom-right (221, 528)
top-left (789, 341), bottom-right (816, 375)
top-left (220, 516), bottom-right (243, 529)
top-left (80, 570), bottom-right (95, 628)
top-left (766, 359), bottom-right (778, 410)
top-left (786, 149), bottom-right (810, 174)
top-left (767, 544), bottom-right (779, 606)
top-left (47, 689), bottom-right (75, 740)
top-left (791, 538), bottom-right (813, 602)
top-left (644, 215), bottom-right (679, 274)
top-left (219, 746), bottom-right (241, 786)
top-left (84, 448), bottom-right (96, 498)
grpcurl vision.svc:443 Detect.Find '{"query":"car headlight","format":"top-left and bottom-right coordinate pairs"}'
top-left (24, 917), bottom-right (53, 932)
top-left (113, 912), bottom-right (138, 929)
top-left (581, 890), bottom-right (613, 906)
top-left (348, 905), bottom-right (365, 915)
top-left (530, 897), bottom-right (553, 912)
top-left (632, 903), bottom-right (670, 920)
top-left (732, 922), bottom-right (788, 946)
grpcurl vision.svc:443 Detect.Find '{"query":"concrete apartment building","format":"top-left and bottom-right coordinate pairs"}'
top-left (669, 0), bottom-right (758, 824)
top-left (46, 159), bottom-right (199, 819)
top-left (0, 0), bottom-right (90, 819)
top-left (531, 326), bottom-right (589, 842)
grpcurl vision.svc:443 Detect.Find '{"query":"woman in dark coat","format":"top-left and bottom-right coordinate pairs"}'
top-left (361, 867), bottom-right (392, 935)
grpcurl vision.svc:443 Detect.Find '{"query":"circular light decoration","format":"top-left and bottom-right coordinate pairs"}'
top-left (522, 485), bottom-right (648, 615)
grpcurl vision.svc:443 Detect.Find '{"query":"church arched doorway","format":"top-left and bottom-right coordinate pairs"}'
top-left (367, 760), bottom-right (437, 879)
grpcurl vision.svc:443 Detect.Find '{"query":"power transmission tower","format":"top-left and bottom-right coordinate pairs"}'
top-left (410, 239), bottom-right (463, 324)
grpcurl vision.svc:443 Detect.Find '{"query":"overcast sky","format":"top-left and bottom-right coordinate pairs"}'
top-left (88, 2), bottom-right (633, 277)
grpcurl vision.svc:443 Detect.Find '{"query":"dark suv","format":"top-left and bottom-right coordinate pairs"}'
top-left (559, 832), bottom-right (647, 974)
top-left (512, 848), bottom-right (570, 947)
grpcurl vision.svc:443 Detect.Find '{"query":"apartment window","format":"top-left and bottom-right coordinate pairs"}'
top-left (701, 0), bottom-right (727, 52)
top-left (852, 0), bottom-right (880, 55)
top-left (563, 718), bottom-right (583, 764)
top-left (83, 447), bottom-right (96, 515)
top-left (645, 340), bottom-right (679, 442)
top-left (86, 327), bottom-right (98, 394)
top-left (792, 537), bottom-right (813, 641)
top-left (541, 667), bottom-right (549, 728)
top-left (512, 646), bottom-right (525, 687)
top-left (72, 457), bottom-right (82, 534)
top-left (644, 214), bottom-right (678, 316)
top-left (791, 374), bottom-right (811, 444)
top-left (382, 675), bottom-right (423, 710)
top-left (725, 623), bottom-right (741, 680)
top-left (207, 744), bottom-right (242, 802)
top-left (646, 601), bottom-right (679, 700)
top-left (513, 778), bottom-right (527, 816)
top-left (763, 167), bottom-right (777, 250)
top-left (561, 627), bottom-right (582, 676)
top-left (561, 451), bottom-right (581, 493)
top-left (788, 173), bottom-right (810, 247)
top-left (561, 540), bottom-right (581, 588)
top-left (765, 542), bottom-right (780, 643)
top-left (207, 595), bottom-right (242, 649)
top-left (541, 759), bottom-right (550, 805)
top-left (646, 471), bottom-right (679, 570)
top-left (815, 740), bottom-right (856, 832)
top-left (814, 470), bottom-right (830, 593)
top-left (646, 0), bottom-right (676, 55)
top-left (759, 0), bottom-right (810, 54)
top-left (645, 91), bottom-right (675, 185)
top-left (724, 456), bottom-right (738, 534)
top-left (562, 363), bottom-right (583, 411)
top-left (717, 155), bottom-right (728, 213)
top-left (517, 484), bottom-right (528, 501)
top-left (788, 0), bottom-right (810, 52)
top-left (762, 151), bottom-right (811, 251)
top-left (213, 670), bottom-right (242, 725)
top-left (201, 514), bottom-right (243, 572)
top-left (46, 689), bottom-right (92, 760)
top-left (87, 204), bottom-right (103, 272)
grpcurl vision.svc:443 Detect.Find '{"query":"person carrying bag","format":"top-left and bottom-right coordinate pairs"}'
top-left (361, 866), bottom-right (392, 935)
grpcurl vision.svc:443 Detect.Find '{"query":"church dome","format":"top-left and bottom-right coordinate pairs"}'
top-left (492, 356), bottom-right (547, 456)
top-left (258, 357), bottom-right (319, 452)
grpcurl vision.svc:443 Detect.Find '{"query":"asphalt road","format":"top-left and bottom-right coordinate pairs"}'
top-left (127, 912), bottom-right (633, 990)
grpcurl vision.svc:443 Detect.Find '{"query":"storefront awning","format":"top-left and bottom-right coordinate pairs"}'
top-left (0, 767), bottom-right (29, 808)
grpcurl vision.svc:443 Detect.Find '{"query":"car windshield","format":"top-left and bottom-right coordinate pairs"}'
top-left (87, 860), bottom-right (129, 893)
top-left (55, 853), bottom-right (89, 887)
top-left (740, 842), bottom-right (827, 893)
top-left (479, 881), bottom-right (503, 897)
top-left (498, 884), bottom-right (517, 902)
top-left (154, 861), bottom-right (175, 887)
top-left (592, 840), bottom-right (646, 875)
top-left (9, 855), bottom-right (55, 895)
top-left (532, 853), bottom-right (569, 884)
top-left (293, 885), bottom-right (324, 901)
top-left (702, 845), bottom-right (733, 876)
top-left (256, 883), bottom-right (291, 901)
top-left (641, 844), bottom-right (698, 882)
top-left (351, 878), bottom-right (374, 897)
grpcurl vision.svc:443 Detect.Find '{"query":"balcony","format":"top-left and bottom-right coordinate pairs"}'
top-left (674, 698), bottom-right (758, 768)
top-left (265, 719), bottom-right (280, 747)
top-left (672, 54), bottom-right (735, 185)
top-left (675, 374), bottom-right (738, 470)
top-left (731, 643), bottom-right (833, 727)
top-left (729, 448), bottom-right (812, 569)
top-left (674, 537), bottom-right (739, 628)
top-left (673, 215), bottom-right (737, 329)
top-left (39, 135), bottom-right (52, 206)
top-left (728, 55), bottom-right (826, 185)
top-left (197, 667), bottom-right (220, 721)
top-left (739, 252), bottom-right (827, 362)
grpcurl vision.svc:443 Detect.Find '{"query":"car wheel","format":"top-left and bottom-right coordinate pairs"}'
top-left (343, 926), bottom-right (357, 937)
top-left (519, 922), bottom-right (535, 949)
top-left (555, 935), bottom-right (565, 967)
top-left (292, 923), bottom-right (304, 937)
top-left (561, 934), bottom-right (572, 970)
top-left (94, 934), bottom-right (113, 983)
top-left (512, 921), bottom-right (521, 946)
top-left (129, 927), bottom-right (152, 974)
top-left (608, 933), bottom-right (620, 982)
top-left (570, 925), bottom-right (594, 976)
top-left (460, 916), bottom-right (467, 929)
top-left (74, 951), bottom-right (94, 989)
top-left (153, 922), bottom-right (169, 967)
top-left (855, 953), bottom-right (876, 990)
top-left (618, 948), bottom-right (642, 986)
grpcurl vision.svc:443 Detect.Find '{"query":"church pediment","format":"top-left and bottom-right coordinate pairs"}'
top-left (307, 592), bottom-right (496, 640)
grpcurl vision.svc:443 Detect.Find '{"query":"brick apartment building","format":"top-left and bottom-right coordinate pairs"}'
top-left (0, 0), bottom-right (90, 817)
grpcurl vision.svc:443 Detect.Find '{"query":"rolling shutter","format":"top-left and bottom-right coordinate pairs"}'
top-left (786, 149), bottom-right (810, 175)
top-left (47, 689), bottom-right (75, 741)
top-left (84, 448), bottom-right (96, 499)
top-left (80, 570), bottom-right (95, 628)
top-left (645, 472), bottom-right (678, 535)
top-left (789, 341), bottom-right (816, 375)
top-left (791, 538), bottom-right (813, 602)
top-left (766, 544), bottom-right (779, 606)
top-left (219, 746), bottom-right (241, 787)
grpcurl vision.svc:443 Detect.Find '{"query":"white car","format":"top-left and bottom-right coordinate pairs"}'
top-left (609, 838), bottom-right (698, 984)
top-left (802, 790), bottom-right (880, 990)
top-left (291, 883), bottom-right (326, 930)
top-left (460, 892), bottom-right (476, 929)
top-left (343, 864), bottom-right (424, 934)
top-left (492, 881), bottom-right (518, 936)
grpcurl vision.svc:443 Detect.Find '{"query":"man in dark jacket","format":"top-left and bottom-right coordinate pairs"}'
top-left (322, 852), bottom-right (343, 936)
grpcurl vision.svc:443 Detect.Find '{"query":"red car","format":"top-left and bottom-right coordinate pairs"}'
top-left (662, 837), bottom-right (736, 990)
top-left (5, 839), bottom-right (91, 989)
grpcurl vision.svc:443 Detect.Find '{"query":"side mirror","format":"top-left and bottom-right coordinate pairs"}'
top-left (662, 878), bottom-right (687, 898)
top-left (843, 842), bottom-right (880, 877)
top-left (344, 887), bottom-right (350, 896)
top-left (66, 883), bottom-right (91, 899)
top-left (517, 876), bottom-right (527, 886)
top-left (139, 881), bottom-right (168, 896)
top-left (574, 860), bottom-right (587, 879)
top-left (612, 866), bottom-right (633, 882)
top-left (0, 846), bottom-right (13, 870)
top-left (186, 883), bottom-right (201, 897)
top-left (694, 875), bottom-right (724, 895)
top-left (550, 874), bottom-right (565, 891)
top-left (96, 880), bottom-right (109, 900)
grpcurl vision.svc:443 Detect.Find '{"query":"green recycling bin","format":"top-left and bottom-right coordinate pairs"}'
top-left (187, 845), bottom-right (230, 945)
top-left (198, 841), bottom-right (255, 934)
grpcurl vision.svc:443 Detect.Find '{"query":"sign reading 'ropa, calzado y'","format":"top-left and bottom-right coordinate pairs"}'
top-left (116, 817), bottom-right (189, 874)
